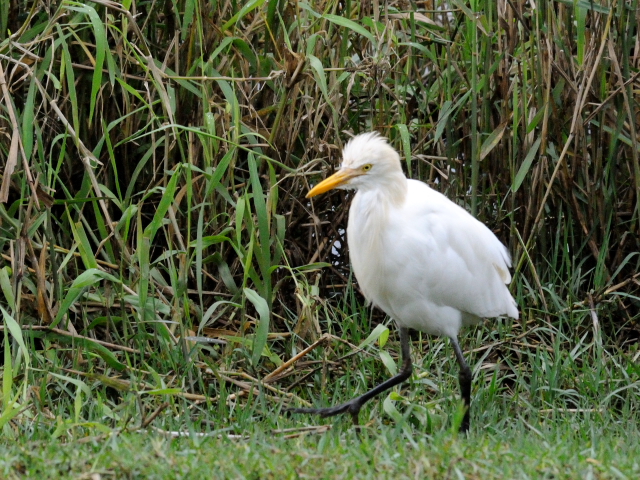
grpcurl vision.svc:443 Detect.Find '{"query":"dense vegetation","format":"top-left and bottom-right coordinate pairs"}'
top-left (1, 0), bottom-right (639, 477)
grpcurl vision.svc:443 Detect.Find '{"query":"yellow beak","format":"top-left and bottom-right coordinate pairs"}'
top-left (306, 169), bottom-right (360, 198)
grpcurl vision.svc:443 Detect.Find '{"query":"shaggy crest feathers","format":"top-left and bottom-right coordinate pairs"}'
top-left (341, 132), bottom-right (401, 169)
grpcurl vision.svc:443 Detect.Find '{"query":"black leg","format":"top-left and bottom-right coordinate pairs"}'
top-left (450, 336), bottom-right (472, 433)
top-left (288, 327), bottom-right (413, 426)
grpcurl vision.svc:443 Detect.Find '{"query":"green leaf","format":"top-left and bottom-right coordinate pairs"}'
top-left (21, 79), bottom-right (37, 160)
top-left (0, 266), bottom-right (15, 310)
top-left (293, 263), bottom-right (332, 272)
top-left (382, 393), bottom-right (403, 423)
top-left (48, 372), bottom-right (92, 396)
top-left (1, 306), bottom-right (30, 371)
top-left (434, 101), bottom-right (453, 143)
top-left (182, 0), bottom-right (195, 41)
top-left (57, 24), bottom-right (80, 137)
top-left (53, 269), bottom-right (120, 328)
top-left (139, 388), bottom-right (182, 395)
top-left (379, 350), bottom-right (397, 376)
top-left (244, 287), bottom-right (270, 367)
top-left (67, 4), bottom-right (107, 121)
top-left (248, 153), bottom-right (272, 301)
top-left (323, 14), bottom-right (374, 43)
top-left (378, 327), bottom-right (390, 348)
top-left (513, 137), bottom-right (542, 192)
top-left (210, 37), bottom-right (235, 62)
top-left (1, 327), bottom-right (22, 431)
top-left (70, 220), bottom-right (99, 270)
top-left (199, 300), bottom-right (241, 333)
top-left (555, 0), bottom-right (610, 14)
top-left (358, 324), bottom-right (390, 349)
top-left (396, 124), bottom-right (412, 175)
top-left (526, 106), bottom-right (546, 134)
top-left (307, 54), bottom-right (331, 108)
top-left (143, 165), bottom-right (181, 243)
top-left (479, 121), bottom-right (508, 161)
top-left (137, 235), bottom-right (150, 323)
top-left (222, 0), bottom-right (267, 32)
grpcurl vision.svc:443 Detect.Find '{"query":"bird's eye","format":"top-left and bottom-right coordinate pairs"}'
top-left (362, 164), bottom-right (372, 172)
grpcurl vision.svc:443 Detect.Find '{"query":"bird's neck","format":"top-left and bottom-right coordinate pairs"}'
top-left (350, 173), bottom-right (408, 230)
top-left (365, 172), bottom-right (408, 207)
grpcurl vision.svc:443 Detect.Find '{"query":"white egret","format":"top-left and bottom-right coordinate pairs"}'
top-left (291, 132), bottom-right (519, 432)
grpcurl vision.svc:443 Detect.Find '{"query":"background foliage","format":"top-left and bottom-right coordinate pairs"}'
top-left (0, 0), bottom-right (639, 477)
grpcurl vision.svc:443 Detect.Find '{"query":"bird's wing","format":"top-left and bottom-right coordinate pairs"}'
top-left (384, 181), bottom-right (518, 321)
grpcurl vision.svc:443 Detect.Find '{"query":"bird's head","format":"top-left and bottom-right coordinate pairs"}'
top-left (306, 132), bottom-right (404, 198)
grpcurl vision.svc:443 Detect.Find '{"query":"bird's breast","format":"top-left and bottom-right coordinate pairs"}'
top-left (347, 193), bottom-right (396, 311)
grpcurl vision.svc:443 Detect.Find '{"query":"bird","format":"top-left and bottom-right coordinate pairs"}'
top-left (289, 132), bottom-right (519, 433)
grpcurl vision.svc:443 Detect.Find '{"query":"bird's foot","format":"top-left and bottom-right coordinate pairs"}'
top-left (287, 398), bottom-right (363, 426)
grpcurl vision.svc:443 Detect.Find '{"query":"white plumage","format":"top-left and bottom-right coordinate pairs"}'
top-left (291, 132), bottom-right (518, 432)
top-left (343, 133), bottom-right (518, 338)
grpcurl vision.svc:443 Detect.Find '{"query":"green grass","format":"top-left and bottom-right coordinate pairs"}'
top-left (1, 419), bottom-right (638, 479)
top-left (1, 0), bottom-right (639, 478)
top-left (1, 302), bottom-right (639, 478)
